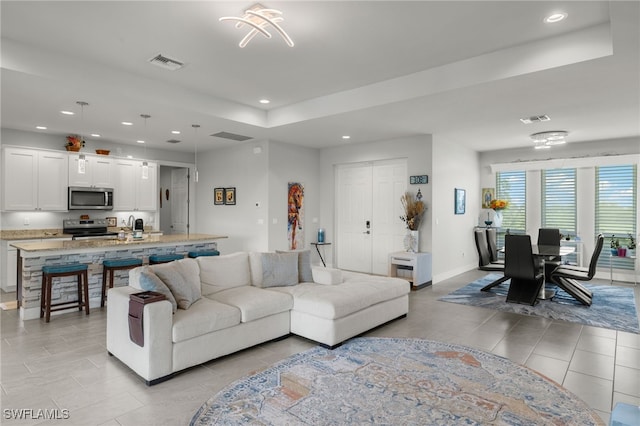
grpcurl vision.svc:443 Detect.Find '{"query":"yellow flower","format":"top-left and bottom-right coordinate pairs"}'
top-left (489, 199), bottom-right (508, 211)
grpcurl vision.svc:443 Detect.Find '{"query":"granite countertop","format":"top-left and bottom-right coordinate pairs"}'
top-left (1, 227), bottom-right (160, 241)
top-left (10, 234), bottom-right (227, 252)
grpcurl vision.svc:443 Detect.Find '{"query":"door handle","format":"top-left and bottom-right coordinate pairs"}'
top-left (363, 230), bottom-right (370, 234)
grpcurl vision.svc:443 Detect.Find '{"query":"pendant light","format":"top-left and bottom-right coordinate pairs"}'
top-left (140, 114), bottom-right (150, 179)
top-left (77, 101), bottom-right (89, 174)
top-left (192, 124), bottom-right (200, 183)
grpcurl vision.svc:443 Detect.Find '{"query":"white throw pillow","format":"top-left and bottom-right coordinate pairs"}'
top-left (312, 267), bottom-right (343, 285)
top-left (197, 252), bottom-right (251, 295)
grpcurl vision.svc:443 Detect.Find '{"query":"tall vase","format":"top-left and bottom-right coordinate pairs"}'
top-left (404, 230), bottom-right (419, 253)
top-left (493, 210), bottom-right (503, 228)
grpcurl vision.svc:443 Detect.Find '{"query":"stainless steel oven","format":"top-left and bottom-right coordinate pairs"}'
top-left (68, 187), bottom-right (114, 210)
top-left (63, 219), bottom-right (119, 240)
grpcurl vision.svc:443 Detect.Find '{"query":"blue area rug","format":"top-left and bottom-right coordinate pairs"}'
top-left (439, 274), bottom-right (639, 334)
top-left (190, 337), bottom-right (604, 425)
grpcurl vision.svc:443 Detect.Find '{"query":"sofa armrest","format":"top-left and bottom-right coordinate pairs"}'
top-left (106, 286), bottom-right (174, 383)
top-left (312, 266), bottom-right (343, 285)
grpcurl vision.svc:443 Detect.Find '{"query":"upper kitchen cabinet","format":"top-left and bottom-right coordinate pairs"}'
top-left (1, 147), bottom-right (68, 211)
top-left (68, 153), bottom-right (113, 188)
top-left (113, 159), bottom-right (157, 211)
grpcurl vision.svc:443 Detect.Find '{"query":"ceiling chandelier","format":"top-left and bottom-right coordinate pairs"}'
top-left (219, 3), bottom-right (294, 48)
top-left (530, 131), bottom-right (569, 149)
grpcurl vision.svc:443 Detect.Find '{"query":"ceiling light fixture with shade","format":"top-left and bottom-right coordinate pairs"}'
top-left (192, 124), bottom-right (200, 183)
top-left (219, 3), bottom-right (294, 48)
top-left (77, 101), bottom-right (89, 174)
top-left (531, 130), bottom-right (569, 149)
top-left (140, 114), bottom-right (150, 179)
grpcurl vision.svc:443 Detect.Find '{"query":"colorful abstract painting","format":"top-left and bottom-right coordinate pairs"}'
top-left (288, 182), bottom-right (304, 250)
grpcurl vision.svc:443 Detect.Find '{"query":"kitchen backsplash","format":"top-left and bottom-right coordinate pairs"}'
top-left (0, 211), bottom-right (157, 231)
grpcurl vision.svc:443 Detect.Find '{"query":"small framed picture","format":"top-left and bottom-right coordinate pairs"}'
top-left (482, 188), bottom-right (495, 209)
top-left (214, 188), bottom-right (224, 205)
top-left (224, 187), bottom-right (236, 205)
top-left (106, 217), bottom-right (117, 227)
top-left (455, 188), bottom-right (466, 215)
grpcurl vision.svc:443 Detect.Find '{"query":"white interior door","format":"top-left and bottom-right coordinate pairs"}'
top-left (170, 168), bottom-right (189, 234)
top-left (371, 160), bottom-right (407, 275)
top-left (336, 159), bottom-right (407, 274)
top-left (336, 164), bottom-right (372, 272)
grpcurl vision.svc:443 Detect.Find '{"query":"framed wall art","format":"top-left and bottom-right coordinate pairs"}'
top-left (224, 187), bottom-right (236, 205)
top-left (482, 187), bottom-right (494, 209)
top-left (214, 188), bottom-right (224, 205)
top-left (455, 188), bottom-right (466, 215)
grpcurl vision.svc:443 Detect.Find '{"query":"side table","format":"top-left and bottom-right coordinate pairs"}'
top-left (389, 251), bottom-right (432, 290)
top-left (311, 242), bottom-right (331, 267)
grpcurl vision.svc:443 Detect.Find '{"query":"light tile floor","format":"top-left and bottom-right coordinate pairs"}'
top-left (1, 270), bottom-right (638, 425)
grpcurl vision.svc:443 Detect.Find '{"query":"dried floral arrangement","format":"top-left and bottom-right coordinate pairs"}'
top-left (400, 191), bottom-right (426, 231)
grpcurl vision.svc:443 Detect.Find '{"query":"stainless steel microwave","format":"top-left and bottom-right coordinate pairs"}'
top-left (68, 187), bottom-right (114, 210)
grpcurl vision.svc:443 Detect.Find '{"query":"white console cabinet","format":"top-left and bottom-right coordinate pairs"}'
top-left (389, 251), bottom-right (432, 290)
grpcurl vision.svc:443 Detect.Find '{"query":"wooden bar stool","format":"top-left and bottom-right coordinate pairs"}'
top-left (102, 258), bottom-right (143, 307)
top-left (187, 250), bottom-right (220, 258)
top-left (40, 263), bottom-right (89, 323)
top-left (149, 254), bottom-right (184, 264)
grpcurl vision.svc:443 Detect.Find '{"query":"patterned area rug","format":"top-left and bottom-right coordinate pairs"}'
top-left (439, 274), bottom-right (640, 334)
top-left (190, 337), bottom-right (604, 425)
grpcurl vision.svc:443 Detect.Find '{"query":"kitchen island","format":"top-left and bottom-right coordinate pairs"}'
top-left (11, 233), bottom-right (227, 320)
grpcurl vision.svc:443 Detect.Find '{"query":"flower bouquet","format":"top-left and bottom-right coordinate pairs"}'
top-left (489, 199), bottom-right (509, 211)
top-left (400, 192), bottom-right (426, 231)
top-left (65, 135), bottom-right (85, 152)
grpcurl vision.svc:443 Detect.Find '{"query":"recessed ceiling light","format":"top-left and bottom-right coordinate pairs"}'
top-left (36, 126), bottom-right (47, 130)
top-left (127, 155), bottom-right (133, 159)
top-left (171, 130), bottom-right (181, 134)
top-left (137, 140), bottom-right (145, 144)
top-left (342, 135), bottom-right (351, 140)
top-left (91, 133), bottom-right (101, 138)
top-left (259, 99), bottom-right (270, 104)
top-left (544, 12), bottom-right (567, 23)
top-left (122, 121), bottom-right (133, 126)
top-left (60, 110), bottom-right (74, 115)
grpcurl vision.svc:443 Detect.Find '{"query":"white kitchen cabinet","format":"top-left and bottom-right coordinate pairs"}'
top-left (113, 159), bottom-right (157, 211)
top-left (68, 153), bottom-right (113, 188)
top-left (1, 147), bottom-right (68, 211)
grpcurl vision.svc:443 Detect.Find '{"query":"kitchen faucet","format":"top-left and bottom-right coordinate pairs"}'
top-left (127, 215), bottom-right (136, 231)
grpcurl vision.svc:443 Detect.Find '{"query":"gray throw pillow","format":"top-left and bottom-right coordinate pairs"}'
top-left (138, 269), bottom-right (178, 313)
top-left (152, 260), bottom-right (201, 310)
top-left (277, 249), bottom-right (313, 282)
top-left (258, 252), bottom-right (299, 288)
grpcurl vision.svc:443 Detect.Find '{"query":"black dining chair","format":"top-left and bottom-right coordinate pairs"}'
top-left (504, 234), bottom-right (545, 306)
top-left (549, 234), bottom-right (604, 306)
top-left (486, 228), bottom-right (503, 265)
top-left (474, 230), bottom-right (509, 291)
top-left (537, 228), bottom-right (562, 281)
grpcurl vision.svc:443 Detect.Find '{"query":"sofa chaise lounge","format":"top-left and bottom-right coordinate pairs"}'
top-left (106, 251), bottom-right (410, 385)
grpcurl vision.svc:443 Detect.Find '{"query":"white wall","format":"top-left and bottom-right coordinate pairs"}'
top-left (194, 140), bottom-right (269, 253)
top-left (194, 140), bottom-right (320, 255)
top-left (319, 135), bottom-right (433, 268)
top-left (431, 136), bottom-right (480, 282)
top-left (267, 141), bottom-right (321, 252)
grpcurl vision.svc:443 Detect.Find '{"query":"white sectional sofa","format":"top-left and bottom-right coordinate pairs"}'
top-left (106, 251), bottom-right (410, 385)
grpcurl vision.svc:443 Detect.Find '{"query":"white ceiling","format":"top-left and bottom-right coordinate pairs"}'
top-left (1, 1), bottom-right (638, 154)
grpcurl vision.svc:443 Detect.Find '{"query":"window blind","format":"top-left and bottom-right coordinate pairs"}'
top-left (595, 165), bottom-right (637, 270)
top-left (496, 170), bottom-right (526, 248)
top-left (542, 168), bottom-right (577, 264)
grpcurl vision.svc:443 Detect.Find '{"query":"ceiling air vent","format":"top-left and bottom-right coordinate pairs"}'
top-left (520, 114), bottom-right (551, 124)
top-left (166, 139), bottom-right (181, 144)
top-left (148, 54), bottom-right (184, 71)
top-left (211, 131), bottom-right (253, 142)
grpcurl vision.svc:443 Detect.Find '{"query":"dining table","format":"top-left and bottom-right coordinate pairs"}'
top-left (531, 244), bottom-right (576, 299)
